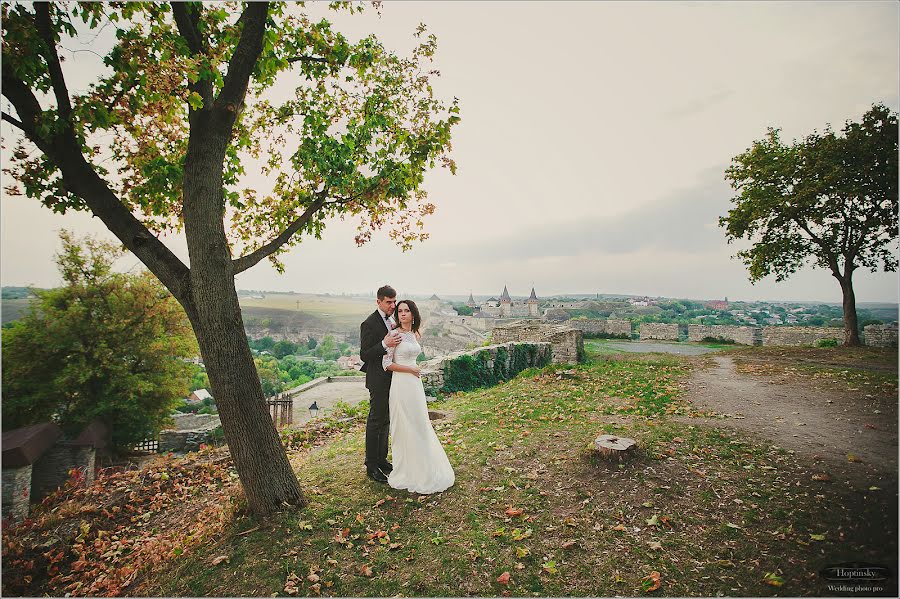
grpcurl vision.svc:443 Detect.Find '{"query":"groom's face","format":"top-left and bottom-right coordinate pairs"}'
top-left (377, 295), bottom-right (397, 316)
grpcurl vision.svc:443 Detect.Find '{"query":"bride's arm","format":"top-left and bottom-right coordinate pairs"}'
top-left (386, 362), bottom-right (421, 376)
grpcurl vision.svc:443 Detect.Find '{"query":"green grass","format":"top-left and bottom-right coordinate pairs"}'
top-left (138, 353), bottom-right (895, 597)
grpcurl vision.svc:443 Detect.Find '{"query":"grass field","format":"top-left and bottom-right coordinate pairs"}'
top-left (240, 294), bottom-right (374, 332)
top-left (3, 348), bottom-right (895, 597)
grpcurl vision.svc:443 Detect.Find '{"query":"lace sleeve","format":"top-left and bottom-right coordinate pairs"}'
top-left (382, 343), bottom-right (395, 371)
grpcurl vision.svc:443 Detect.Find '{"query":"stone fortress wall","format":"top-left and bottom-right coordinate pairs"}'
top-left (687, 325), bottom-right (760, 345)
top-left (863, 323), bottom-right (898, 348)
top-left (761, 326), bottom-right (845, 346)
top-left (566, 317), bottom-right (894, 348)
top-left (568, 318), bottom-right (632, 337)
top-left (491, 321), bottom-right (584, 364)
top-left (639, 323), bottom-right (679, 341)
top-left (419, 342), bottom-right (553, 392)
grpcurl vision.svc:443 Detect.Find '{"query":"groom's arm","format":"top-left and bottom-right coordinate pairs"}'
top-left (359, 318), bottom-right (387, 365)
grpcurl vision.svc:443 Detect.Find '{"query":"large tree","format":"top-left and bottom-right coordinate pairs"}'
top-left (721, 104), bottom-right (898, 346)
top-left (1, 2), bottom-right (458, 515)
top-left (2, 231), bottom-right (197, 450)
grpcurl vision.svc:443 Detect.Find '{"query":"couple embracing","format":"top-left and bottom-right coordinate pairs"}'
top-left (359, 285), bottom-right (455, 494)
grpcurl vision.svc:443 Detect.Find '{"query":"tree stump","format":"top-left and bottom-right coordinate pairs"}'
top-left (593, 434), bottom-right (637, 461)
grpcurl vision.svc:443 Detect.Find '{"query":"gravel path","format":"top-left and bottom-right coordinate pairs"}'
top-left (684, 355), bottom-right (898, 490)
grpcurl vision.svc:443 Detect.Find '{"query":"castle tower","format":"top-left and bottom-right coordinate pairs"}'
top-left (500, 285), bottom-right (512, 317)
top-left (466, 292), bottom-right (476, 308)
top-left (527, 287), bottom-right (539, 317)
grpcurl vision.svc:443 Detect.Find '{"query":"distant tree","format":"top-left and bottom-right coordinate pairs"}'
top-left (1, 2), bottom-right (457, 516)
top-left (255, 337), bottom-right (276, 351)
top-left (1, 232), bottom-right (197, 450)
top-left (307, 337), bottom-right (318, 350)
top-left (272, 339), bottom-right (297, 359)
top-left (721, 104), bottom-right (898, 345)
top-left (454, 304), bottom-right (474, 316)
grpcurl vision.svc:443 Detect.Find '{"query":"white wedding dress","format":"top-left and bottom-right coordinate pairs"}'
top-left (383, 331), bottom-right (455, 494)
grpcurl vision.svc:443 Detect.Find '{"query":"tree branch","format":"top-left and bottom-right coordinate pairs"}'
top-left (793, 217), bottom-right (842, 280)
top-left (287, 55), bottom-right (329, 64)
top-left (34, 2), bottom-right (73, 120)
top-left (2, 62), bottom-right (49, 149)
top-left (232, 195), bottom-right (327, 275)
top-left (2, 65), bottom-right (191, 300)
top-left (217, 2), bottom-right (269, 109)
top-left (171, 2), bottom-right (214, 107)
top-left (170, 2), bottom-right (204, 56)
top-left (1, 111), bottom-right (26, 132)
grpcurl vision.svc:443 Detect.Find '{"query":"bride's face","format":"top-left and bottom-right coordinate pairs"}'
top-left (396, 303), bottom-right (412, 326)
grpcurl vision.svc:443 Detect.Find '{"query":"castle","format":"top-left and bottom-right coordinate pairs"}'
top-left (472, 286), bottom-right (540, 319)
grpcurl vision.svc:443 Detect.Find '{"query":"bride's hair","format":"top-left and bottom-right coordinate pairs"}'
top-left (395, 299), bottom-right (422, 334)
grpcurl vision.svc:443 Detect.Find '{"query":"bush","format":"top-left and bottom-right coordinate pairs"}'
top-left (583, 332), bottom-right (631, 340)
top-left (701, 336), bottom-right (736, 344)
top-left (440, 344), bottom-right (550, 393)
top-left (816, 338), bottom-right (839, 348)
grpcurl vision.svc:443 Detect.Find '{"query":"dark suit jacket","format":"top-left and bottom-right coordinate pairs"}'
top-left (360, 310), bottom-right (393, 392)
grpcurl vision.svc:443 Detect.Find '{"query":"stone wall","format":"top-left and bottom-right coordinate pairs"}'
top-left (491, 321), bottom-right (584, 364)
top-left (420, 342), bottom-right (552, 393)
top-left (761, 326), bottom-right (845, 346)
top-left (30, 443), bottom-right (96, 502)
top-left (160, 414), bottom-right (222, 453)
top-left (568, 318), bottom-right (632, 337)
top-left (864, 324), bottom-right (898, 348)
top-left (2, 465), bottom-right (32, 523)
top-left (688, 325), bottom-right (760, 346)
top-left (639, 323), bottom-right (679, 341)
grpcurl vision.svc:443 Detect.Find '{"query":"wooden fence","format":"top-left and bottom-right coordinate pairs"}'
top-left (267, 394), bottom-right (294, 429)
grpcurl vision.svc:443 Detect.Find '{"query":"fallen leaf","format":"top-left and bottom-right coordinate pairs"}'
top-left (847, 454), bottom-right (862, 463)
top-left (611, 524), bottom-right (626, 532)
top-left (562, 540), bottom-right (577, 550)
top-left (809, 534), bottom-right (826, 541)
top-left (359, 565), bottom-right (373, 578)
top-left (811, 473), bottom-right (830, 481)
top-left (505, 507), bottom-right (524, 517)
top-left (497, 571), bottom-right (511, 585)
top-left (306, 574), bottom-right (320, 583)
top-left (648, 541), bottom-right (662, 551)
top-left (763, 572), bottom-right (784, 587)
top-left (211, 555), bottom-right (229, 566)
top-left (725, 522), bottom-right (742, 530)
top-left (646, 514), bottom-right (660, 527)
top-left (641, 571), bottom-right (661, 592)
top-left (542, 561), bottom-right (558, 575)
top-left (515, 546), bottom-right (530, 558)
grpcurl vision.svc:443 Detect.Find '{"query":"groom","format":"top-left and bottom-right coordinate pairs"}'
top-left (359, 285), bottom-right (401, 483)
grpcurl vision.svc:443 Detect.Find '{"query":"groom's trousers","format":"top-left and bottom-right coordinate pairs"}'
top-left (365, 388), bottom-right (390, 469)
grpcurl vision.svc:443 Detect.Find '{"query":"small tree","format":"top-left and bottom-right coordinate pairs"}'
top-left (1, 232), bottom-right (197, 449)
top-left (721, 104), bottom-right (898, 346)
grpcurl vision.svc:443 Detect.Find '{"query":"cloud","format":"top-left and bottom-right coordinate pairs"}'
top-left (432, 165), bottom-right (734, 262)
top-left (662, 89), bottom-right (735, 119)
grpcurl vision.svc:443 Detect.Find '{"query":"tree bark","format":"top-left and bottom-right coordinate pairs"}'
top-left (840, 276), bottom-right (861, 347)
top-left (181, 110), bottom-right (305, 517)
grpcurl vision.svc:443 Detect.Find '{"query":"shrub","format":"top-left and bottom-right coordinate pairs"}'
top-left (440, 344), bottom-right (550, 393)
top-left (701, 336), bottom-right (736, 344)
top-left (816, 338), bottom-right (839, 348)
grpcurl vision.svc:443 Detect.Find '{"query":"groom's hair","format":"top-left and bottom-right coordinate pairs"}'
top-left (395, 299), bottom-right (422, 333)
top-left (377, 285), bottom-right (397, 300)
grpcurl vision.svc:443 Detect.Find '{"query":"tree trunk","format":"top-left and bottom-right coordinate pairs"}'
top-left (188, 299), bottom-right (306, 516)
top-left (180, 112), bottom-right (305, 517)
top-left (840, 275), bottom-right (861, 347)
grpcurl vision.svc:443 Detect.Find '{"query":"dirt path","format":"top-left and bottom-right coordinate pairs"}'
top-left (685, 355), bottom-right (897, 490)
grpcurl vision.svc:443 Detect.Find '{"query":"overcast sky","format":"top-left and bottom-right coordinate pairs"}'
top-left (2, 1), bottom-right (898, 303)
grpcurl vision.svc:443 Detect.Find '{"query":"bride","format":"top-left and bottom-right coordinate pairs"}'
top-left (382, 299), bottom-right (455, 494)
